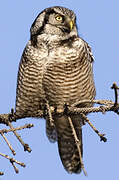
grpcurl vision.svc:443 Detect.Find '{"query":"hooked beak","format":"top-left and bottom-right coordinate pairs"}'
top-left (69, 20), bottom-right (74, 31)
top-left (61, 19), bottom-right (75, 33)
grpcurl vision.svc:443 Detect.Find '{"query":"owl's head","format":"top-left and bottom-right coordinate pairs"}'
top-left (30, 6), bottom-right (78, 39)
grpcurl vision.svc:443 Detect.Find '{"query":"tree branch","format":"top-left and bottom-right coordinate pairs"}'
top-left (0, 82), bottom-right (119, 176)
top-left (0, 132), bottom-right (16, 155)
top-left (0, 123), bottom-right (34, 175)
top-left (80, 113), bottom-right (107, 142)
top-left (8, 122), bottom-right (33, 153)
top-left (0, 100), bottom-right (118, 125)
top-left (0, 83), bottom-right (119, 125)
top-left (0, 152), bottom-right (25, 174)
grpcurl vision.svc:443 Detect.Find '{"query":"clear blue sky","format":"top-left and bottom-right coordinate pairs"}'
top-left (0, 0), bottom-right (119, 179)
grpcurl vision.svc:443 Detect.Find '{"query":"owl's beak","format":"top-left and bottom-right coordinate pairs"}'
top-left (69, 20), bottom-right (74, 31)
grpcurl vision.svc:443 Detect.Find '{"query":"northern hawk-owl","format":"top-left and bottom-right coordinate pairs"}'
top-left (15, 6), bottom-right (96, 174)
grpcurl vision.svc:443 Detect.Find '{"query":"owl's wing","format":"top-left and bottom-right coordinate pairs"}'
top-left (80, 37), bottom-right (94, 63)
top-left (87, 43), bottom-right (94, 62)
top-left (15, 45), bottom-right (45, 118)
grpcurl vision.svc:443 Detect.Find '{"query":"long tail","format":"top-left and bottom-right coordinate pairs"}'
top-left (54, 114), bottom-right (83, 174)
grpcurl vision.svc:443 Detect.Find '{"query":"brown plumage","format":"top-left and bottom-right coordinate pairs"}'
top-left (15, 6), bottom-right (96, 174)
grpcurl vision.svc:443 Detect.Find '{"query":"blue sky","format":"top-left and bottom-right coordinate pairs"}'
top-left (0, 0), bottom-right (119, 179)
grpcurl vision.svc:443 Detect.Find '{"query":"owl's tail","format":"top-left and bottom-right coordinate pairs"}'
top-left (54, 114), bottom-right (83, 174)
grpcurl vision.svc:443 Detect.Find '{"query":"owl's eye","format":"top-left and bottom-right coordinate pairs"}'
top-left (55, 15), bottom-right (63, 22)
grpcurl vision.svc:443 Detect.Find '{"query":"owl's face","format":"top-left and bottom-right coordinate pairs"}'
top-left (30, 6), bottom-right (78, 39)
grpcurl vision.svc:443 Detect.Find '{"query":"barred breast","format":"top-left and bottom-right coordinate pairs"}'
top-left (43, 37), bottom-right (96, 109)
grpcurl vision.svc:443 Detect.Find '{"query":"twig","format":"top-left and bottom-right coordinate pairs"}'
top-left (6, 109), bottom-right (33, 152)
top-left (80, 113), bottom-right (107, 142)
top-left (0, 124), bottom-right (34, 155)
top-left (10, 160), bottom-right (19, 173)
top-left (68, 116), bottom-right (87, 176)
top-left (0, 132), bottom-right (16, 155)
top-left (111, 83), bottom-right (119, 115)
top-left (8, 122), bottom-right (32, 153)
top-left (111, 82), bottom-right (119, 105)
top-left (0, 124), bottom-right (34, 134)
top-left (0, 122), bottom-right (34, 174)
top-left (0, 152), bottom-right (25, 174)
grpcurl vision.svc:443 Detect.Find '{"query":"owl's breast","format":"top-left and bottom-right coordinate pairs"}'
top-left (43, 42), bottom-right (95, 109)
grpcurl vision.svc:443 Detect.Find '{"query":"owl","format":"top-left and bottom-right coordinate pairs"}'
top-left (15, 6), bottom-right (96, 174)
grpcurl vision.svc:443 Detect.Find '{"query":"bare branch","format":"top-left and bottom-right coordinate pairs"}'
top-left (0, 132), bottom-right (16, 155)
top-left (0, 152), bottom-right (25, 174)
top-left (0, 124), bottom-right (34, 134)
top-left (0, 124), bottom-right (34, 156)
top-left (8, 122), bottom-right (32, 153)
top-left (68, 103), bottom-right (119, 115)
top-left (0, 101), bottom-right (118, 126)
top-left (80, 113), bottom-right (107, 142)
top-left (111, 82), bottom-right (119, 105)
top-left (0, 82), bottom-right (119, 176)
top-left (0, 115), bottom-right (34, 174)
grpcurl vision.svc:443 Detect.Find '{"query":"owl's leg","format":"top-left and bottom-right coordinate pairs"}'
top-left (45, 101), bottom-right (57, 142)
top-left (45, 100), bottom-right (55, 127)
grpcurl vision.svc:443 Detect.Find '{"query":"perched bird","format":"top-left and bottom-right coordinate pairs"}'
top-left (15, 6), bottom-right (96, 174)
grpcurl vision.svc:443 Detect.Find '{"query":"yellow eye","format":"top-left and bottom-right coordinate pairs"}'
top-left (55, 15), bottom-right (63, 22)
